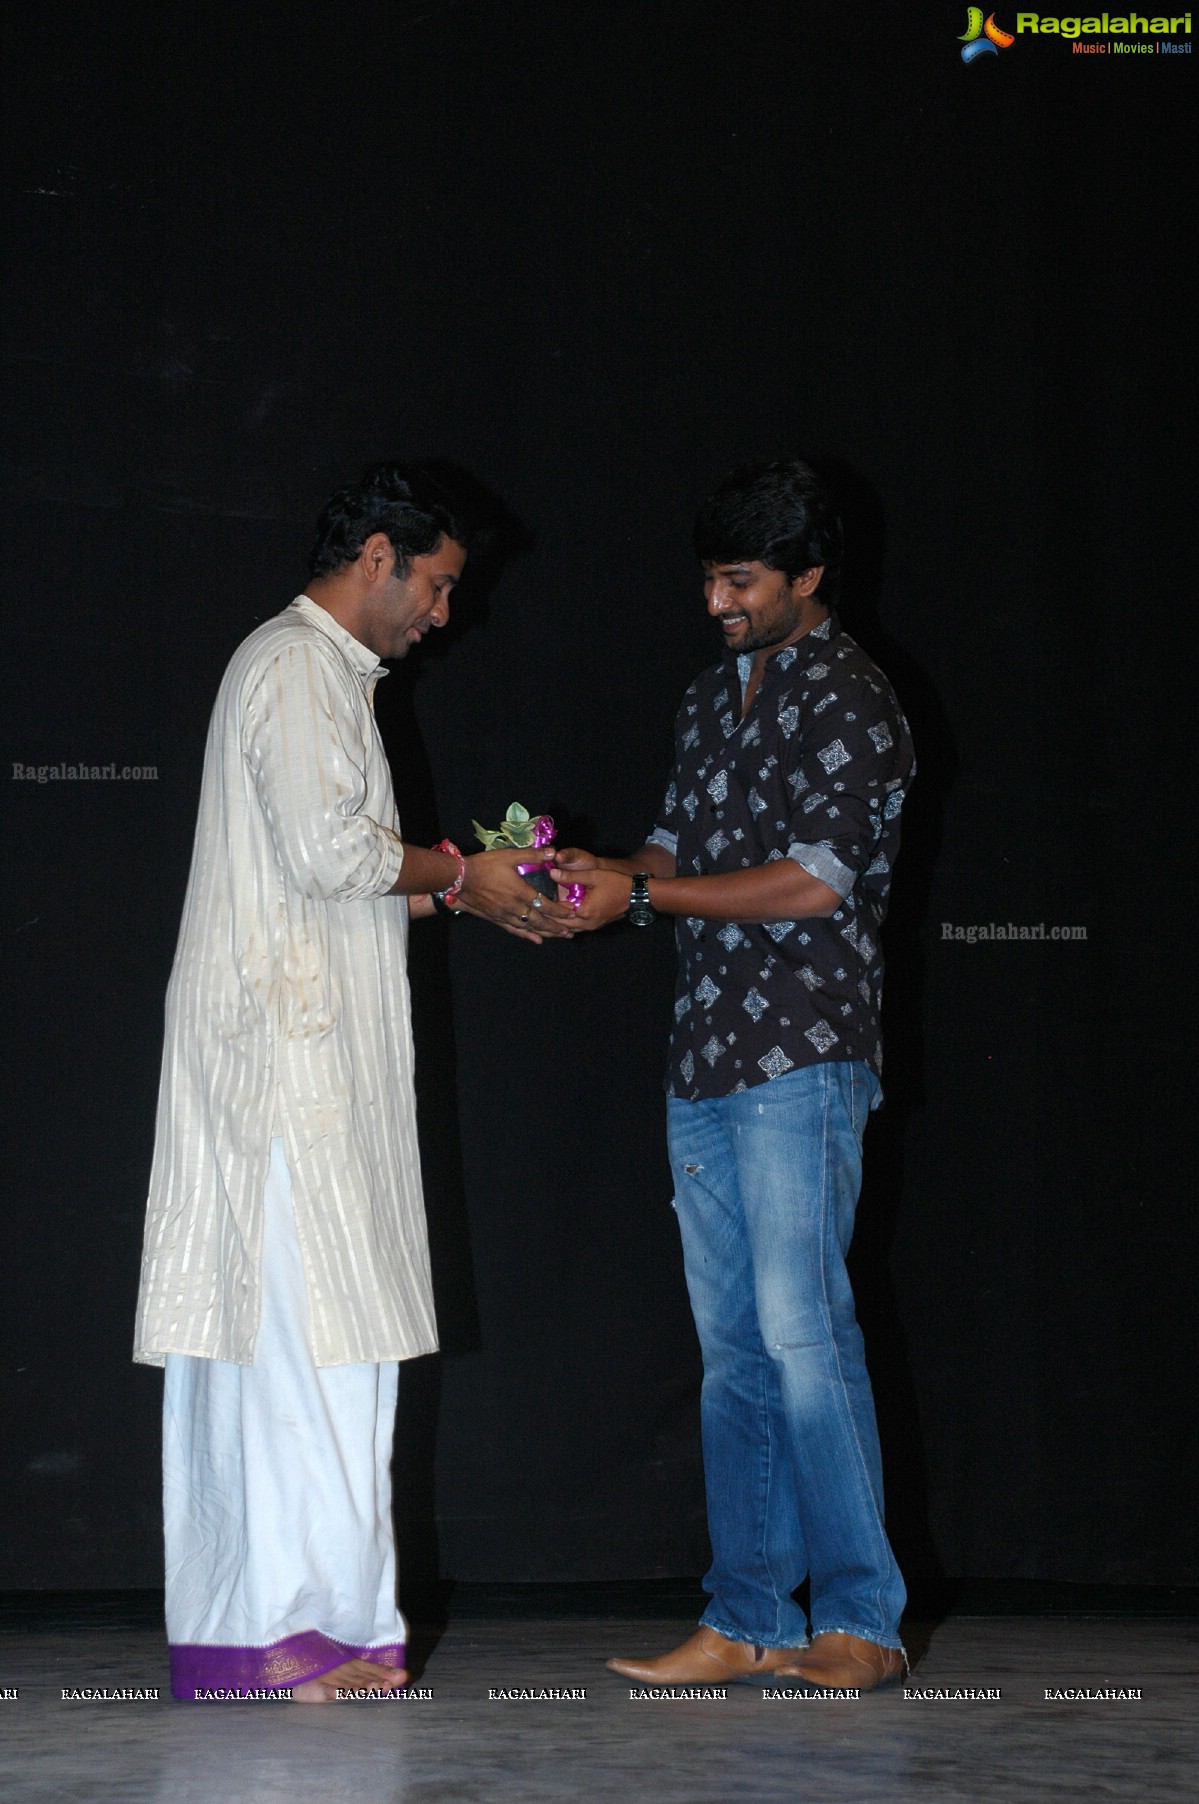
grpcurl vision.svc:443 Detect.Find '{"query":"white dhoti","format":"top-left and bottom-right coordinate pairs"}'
top-left (163, 1139), bottom-right (407, 1699)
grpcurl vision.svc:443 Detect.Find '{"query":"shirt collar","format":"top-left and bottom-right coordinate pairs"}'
top-left (290, 594), bottom-right (388, 687)
top-left (731, 609), bottom-right (840, 689)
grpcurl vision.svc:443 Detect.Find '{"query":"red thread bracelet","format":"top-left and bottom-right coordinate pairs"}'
top-left (432, 838), bottom-right (466, 902)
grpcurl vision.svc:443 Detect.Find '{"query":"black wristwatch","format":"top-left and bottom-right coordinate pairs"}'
top-left (628, 873), bottom-right (655, 928)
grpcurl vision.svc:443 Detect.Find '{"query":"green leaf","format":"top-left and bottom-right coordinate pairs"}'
top-left (473, 802), bottom-right (539, 849)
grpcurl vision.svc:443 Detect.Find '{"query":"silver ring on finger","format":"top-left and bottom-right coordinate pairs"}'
top-left (531, 894), bottom-right (544, 910)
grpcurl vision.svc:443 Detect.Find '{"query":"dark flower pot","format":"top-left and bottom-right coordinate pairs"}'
top-left (517, 862), bottom-right (557, 899)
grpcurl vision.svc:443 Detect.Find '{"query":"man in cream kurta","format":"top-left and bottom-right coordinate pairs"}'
top-left (135, 463), bottom-right (576, 1703)
top-left (135, 593), bottom-right (437, 1373)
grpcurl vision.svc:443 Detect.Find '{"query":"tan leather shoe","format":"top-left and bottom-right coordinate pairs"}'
top-left (606, 1627), bottom-right (808, 1685)
top-left (774, 1631), bottom-right (904, 1692)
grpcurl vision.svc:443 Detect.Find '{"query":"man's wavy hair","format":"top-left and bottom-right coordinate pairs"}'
top-left (692, 459), bottom-right (843, 606)
top-left (308, 462), bottom-right (470, 579)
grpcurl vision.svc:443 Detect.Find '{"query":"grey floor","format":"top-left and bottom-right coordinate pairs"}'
top-left (2, 1613), bottom-right (1195, 1802)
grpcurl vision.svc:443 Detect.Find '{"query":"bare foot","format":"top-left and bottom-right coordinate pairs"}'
top-left (292, 1657), bottom-right (408, 1703)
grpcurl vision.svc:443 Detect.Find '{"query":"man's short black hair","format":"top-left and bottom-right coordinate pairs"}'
top-left (308, 461), bottom-right (470, 579)
top-left (692, 459), bottom-right (843, 605)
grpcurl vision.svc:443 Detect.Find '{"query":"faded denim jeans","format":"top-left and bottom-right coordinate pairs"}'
top-left (667, 1060), bottom-right (905, 1650)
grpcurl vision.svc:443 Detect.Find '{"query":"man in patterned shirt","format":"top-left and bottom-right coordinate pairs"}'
top-left (552, 459), bottom-right (914, 1692)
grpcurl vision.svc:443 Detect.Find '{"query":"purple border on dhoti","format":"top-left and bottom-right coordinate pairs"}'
top-left (169, 1632), bottom-right (407, 1699)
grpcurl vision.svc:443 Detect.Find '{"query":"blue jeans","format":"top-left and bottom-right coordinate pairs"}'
top-left (667, 1061), bottom-right (905, 1650)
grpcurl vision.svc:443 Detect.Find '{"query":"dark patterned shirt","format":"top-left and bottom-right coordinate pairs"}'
top-left (648, 613), bottom-right (914, 1101)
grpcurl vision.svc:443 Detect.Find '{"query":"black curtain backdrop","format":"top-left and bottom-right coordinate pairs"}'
top-left (2, 1), bottom-right (1194, 1594)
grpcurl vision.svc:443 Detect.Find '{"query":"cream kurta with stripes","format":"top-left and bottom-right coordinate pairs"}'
top-left (134, 596), bottom-right (437, 1368)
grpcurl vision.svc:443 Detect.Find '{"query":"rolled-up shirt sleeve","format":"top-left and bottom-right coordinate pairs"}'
top-left (647, 765), bottom-right (682, 860)
top-left (785, 676), bottom-right (913, 900)
top-left (646, 692), bottom-right (695, 857)
top-left (647, 784), bottom-right (679, 859)
top-left (242, 637), bottom-right (405, 902)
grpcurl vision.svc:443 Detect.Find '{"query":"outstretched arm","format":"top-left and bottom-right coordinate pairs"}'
top-left (395, 845), bottom-right (578, 943)
top-left (549, 849), bottom-right (839, 932)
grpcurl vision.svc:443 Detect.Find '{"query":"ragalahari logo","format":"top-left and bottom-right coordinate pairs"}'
top-left (959, 8), bottom-right (1016, 58)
